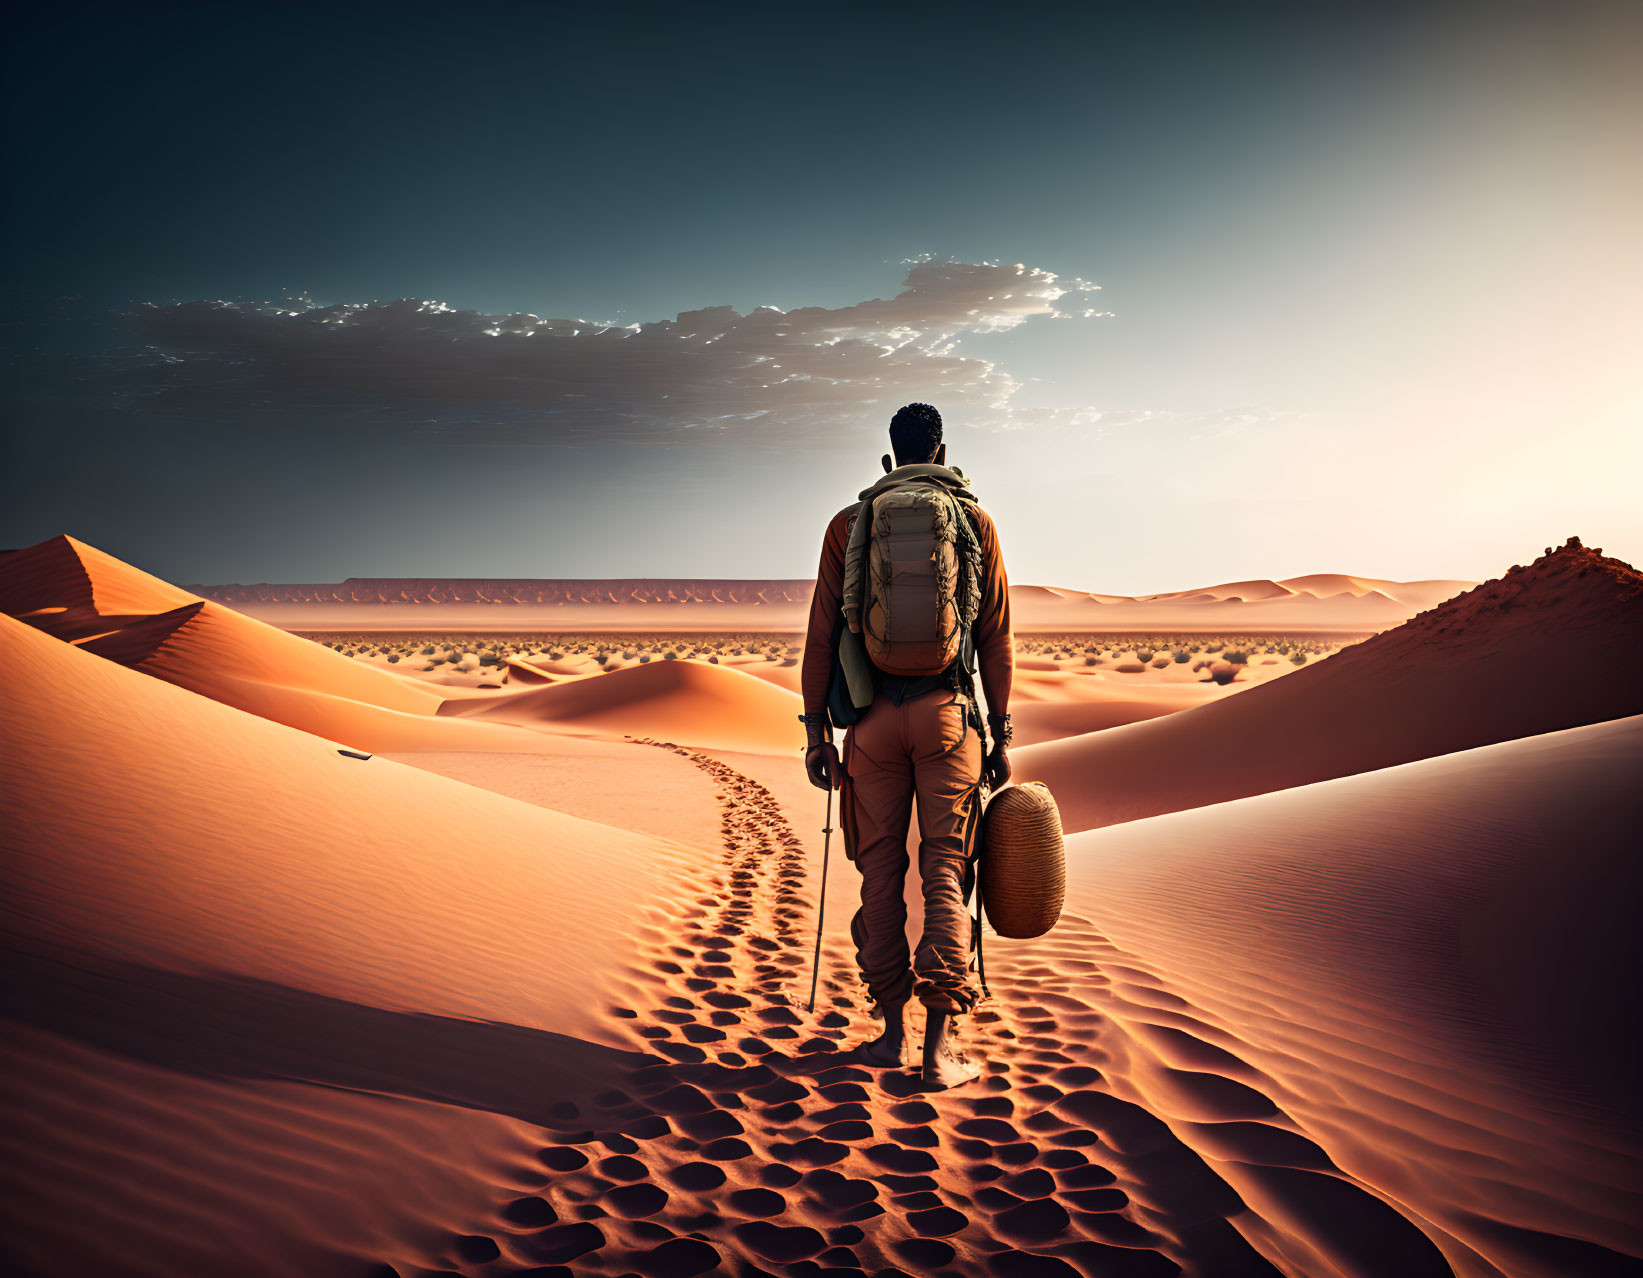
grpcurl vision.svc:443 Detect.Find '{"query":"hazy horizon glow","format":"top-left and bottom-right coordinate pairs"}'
top-left (3, 2), bottom-right (1638, 593)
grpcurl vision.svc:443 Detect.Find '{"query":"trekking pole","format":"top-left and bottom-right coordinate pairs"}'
top-left (807, 782), bottom-right (833, 1013)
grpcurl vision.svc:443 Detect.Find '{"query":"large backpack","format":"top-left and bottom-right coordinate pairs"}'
top-left (840, 463), bottom-right (984, 678)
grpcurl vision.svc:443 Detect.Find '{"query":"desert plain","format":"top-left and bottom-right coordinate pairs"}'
top-left (1, 533), bottom-right (1639, 1278)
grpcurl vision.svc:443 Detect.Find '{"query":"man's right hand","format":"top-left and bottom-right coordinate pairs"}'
top-left (984, 710), bottom-right (1013, 791)
top-left (800, 712), bottom-right (841, 791)
top-left (806, 742), bottom-right (842, 791)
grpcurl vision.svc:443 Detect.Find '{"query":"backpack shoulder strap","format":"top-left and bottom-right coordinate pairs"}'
top-left (840, 496), bottom-right (875, 634)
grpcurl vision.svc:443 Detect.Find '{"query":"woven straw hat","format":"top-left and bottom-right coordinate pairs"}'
top-left (980, 781), bottom-right (1065, 939)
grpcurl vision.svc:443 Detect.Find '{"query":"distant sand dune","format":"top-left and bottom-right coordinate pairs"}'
top-left (1018, 539), bottom-right (1643, 831)
top-left (2, 536), bottom-right (809, 754)
top-left (441, 656), bottom-right (805, 754)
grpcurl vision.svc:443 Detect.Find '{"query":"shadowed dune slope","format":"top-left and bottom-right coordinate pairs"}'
top-left (1040, 714), bottom-right (1643, 1277)
top-left (0, 609), bottom-right (703, 1277)
top-left (1018, 539), bottom-right (1643, 830)
top-left (440, 654), bottom-right (806, 754)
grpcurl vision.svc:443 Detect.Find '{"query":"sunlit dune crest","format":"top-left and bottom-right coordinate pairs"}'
top-left (439, 657), bottom-right (804, 754)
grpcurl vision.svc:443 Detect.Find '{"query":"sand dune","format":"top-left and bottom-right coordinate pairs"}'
top-left (1008, 697), bottom-right (1182, 747)
top-left (1, 536), bottom-right (434, 710)
top-left (0, 535), bottom-right (524, 752)
top-left (2, 538), bottom-right (815, 754)
top-left (440, 656), bottom-right (806, 754)
top-left (1017, 539), bottom-right (1643, 831)
top-left (1276, 572), bottom-right (1469, 607)
top-left (1127, 573), bottom-right (1469, 608)
top-left (1025, 714), bottom-right (1643, 1277)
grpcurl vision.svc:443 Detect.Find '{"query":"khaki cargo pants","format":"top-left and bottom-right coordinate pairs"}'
top-left (839, 686), bottom-right (984, 1014)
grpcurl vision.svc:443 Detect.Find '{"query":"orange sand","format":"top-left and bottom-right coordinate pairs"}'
top-left (3, 535), bottom-right (1639, 1277)
top-left (1040, 716), bottom-right (1643, 1276)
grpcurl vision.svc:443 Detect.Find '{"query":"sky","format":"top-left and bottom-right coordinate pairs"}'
top-left (3, 0), bottom-right (1639, 593)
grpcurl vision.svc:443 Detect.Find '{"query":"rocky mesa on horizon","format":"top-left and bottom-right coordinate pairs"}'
top-left (169, 566), bottom-right (1480, 631)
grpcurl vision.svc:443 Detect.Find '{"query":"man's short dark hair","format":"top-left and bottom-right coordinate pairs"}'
top-left (889, 403), bottom-right (943, 462)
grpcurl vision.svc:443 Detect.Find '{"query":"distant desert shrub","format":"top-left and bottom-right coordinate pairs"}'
top-left (623, 650), bottom-right (637, 661)
top-left (1173, 650), bottom-right (1191, 663)
top-left (1151, 658), bottom-right (1170, 668)
top-left (1084, 656), bottom-right (1100, 666)
top-left (1290, 651), bottom-right (1308, 665)
top-left (639, 654), bottom-right (651, 663)
top-left (387, 654), bottom-right (400, 663)
top-left (1209, 661), bottom-right (1239, 685)
top-left (709, 655), bottom-right (719, 663)
top-left (1135, 649), bottom-right (1154, 663)
top-left (664, 651), bottom-right (678, 660)
top-left (1224, 650), bottom-right (1249, 665)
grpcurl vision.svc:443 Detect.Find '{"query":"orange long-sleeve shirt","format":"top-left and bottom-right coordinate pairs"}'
top-left (801, 500), bottom-right (1013, 721)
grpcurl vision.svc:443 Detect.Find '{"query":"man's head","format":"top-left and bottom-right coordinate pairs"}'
top-left (889, 402), bottom-right (944, 466)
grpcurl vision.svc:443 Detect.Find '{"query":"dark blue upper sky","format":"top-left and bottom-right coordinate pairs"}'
top-left (5, 4), bottom-right (1389, 308)
top-left (4, 1), bottom-right (1638, 589)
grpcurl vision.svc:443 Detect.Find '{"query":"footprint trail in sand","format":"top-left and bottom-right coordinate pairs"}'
top-left (385, 742), bottom-right (1449, 1278)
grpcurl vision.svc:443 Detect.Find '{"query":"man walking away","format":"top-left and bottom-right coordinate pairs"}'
top-left (799, 403), bottom-right (1013, 1089)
